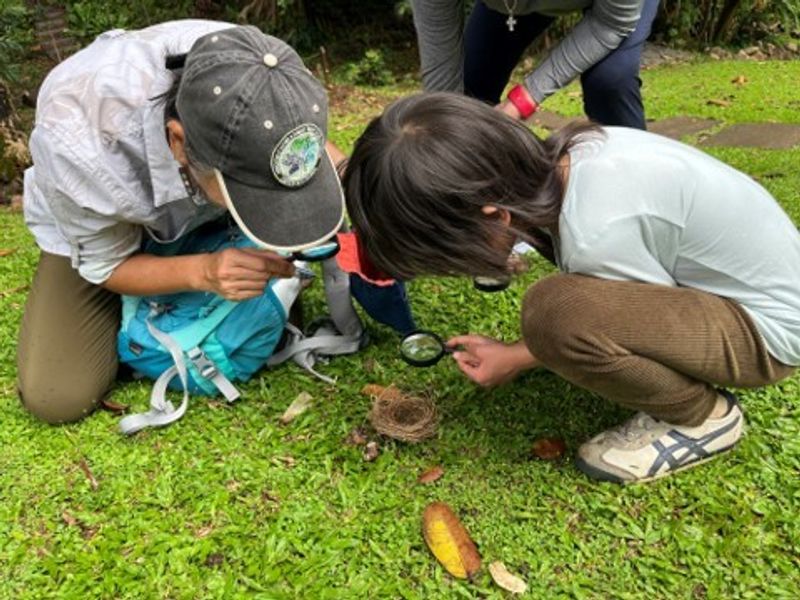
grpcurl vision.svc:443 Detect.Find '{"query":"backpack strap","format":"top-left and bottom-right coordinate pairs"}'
top-left (267, 257), bottom-right (366, 384)
top-left (119, 303), bottom-right (241, 435)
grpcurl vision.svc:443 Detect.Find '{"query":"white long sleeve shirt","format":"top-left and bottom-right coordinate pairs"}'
top-left (558, 127), bottom-right (800, 366)
top-left (23, 20), bottom-right (234, 284)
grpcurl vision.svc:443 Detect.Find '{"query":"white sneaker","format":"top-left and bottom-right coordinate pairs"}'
top-left (575, 391), bottom-right (744, 483)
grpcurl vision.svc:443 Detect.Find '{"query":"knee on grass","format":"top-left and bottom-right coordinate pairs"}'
top-left (18, 380), bottom-right (103, 425)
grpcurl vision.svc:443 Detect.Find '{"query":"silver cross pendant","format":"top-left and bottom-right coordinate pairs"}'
top-left (506, 14), bottom-right (517, 32)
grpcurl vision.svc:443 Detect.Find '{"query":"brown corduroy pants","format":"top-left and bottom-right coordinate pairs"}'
top-left (17, 252), bottom-right (120, 424)
top-left (521, 274), bottom-right (795, 426)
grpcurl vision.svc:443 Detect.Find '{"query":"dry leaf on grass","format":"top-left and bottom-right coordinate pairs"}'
top-left (0, 249), bottom-right (16, 257)
top-left (418, 466), bottom-right (444, 484)
top-left (731, 75), bottom-right (748, 85)
top-left (706, 98), bottom-right (732, 107)
top-left (271, 455), bottom-right (297, 468)
top-left (361, 383), bottom-right (403, 401)
top-left (489, 561), bottom-right (527, 595)
top-left (61, 510), bottom-right (79, 527)
top-left (195, 525), bottom-right (214, 538)
top-left (101, 398), bottom-right (129, 413)
top-left (279, 392), bottom-right (313, 424)
top-left (531, 437), bottom-right (567, 460)
top-left (422, 502), bottom-right (481, 580)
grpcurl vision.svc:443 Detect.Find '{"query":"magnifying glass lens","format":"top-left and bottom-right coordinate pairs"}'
top-left (399, 330), bottom-right (447, 367)
top-left (473, 275), bottom-right (511, 292)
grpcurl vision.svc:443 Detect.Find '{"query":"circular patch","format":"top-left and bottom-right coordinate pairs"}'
top-left (271, 123), bottom-right (324, 188)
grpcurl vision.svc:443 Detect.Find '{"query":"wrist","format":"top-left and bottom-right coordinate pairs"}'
top-left (191, 253), bottom-right (214, 292)
top-left (510, 340), bottom-right (539, 370)
top-left (506, 84), bottom-right (538, 120)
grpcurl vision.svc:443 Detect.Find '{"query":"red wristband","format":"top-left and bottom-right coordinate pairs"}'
top-left (507, 84), bottom-right (538, 119)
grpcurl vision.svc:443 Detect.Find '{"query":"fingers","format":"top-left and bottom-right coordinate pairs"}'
top-left (452, 351), bottom-right (480, 368)
top-left (446, 334), bottom-right (494, 348)
top-left (236, 248), bottom-right (296, 278)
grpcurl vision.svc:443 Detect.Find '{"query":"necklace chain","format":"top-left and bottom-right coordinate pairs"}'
top-left (503, 0), bottom-right (519, 32)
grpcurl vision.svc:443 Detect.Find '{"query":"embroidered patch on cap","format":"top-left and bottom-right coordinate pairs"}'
top-left (271, 123), bottom-right (324, 188)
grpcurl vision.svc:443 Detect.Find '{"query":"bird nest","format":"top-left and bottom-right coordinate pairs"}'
top-left (362, 384), bottom-right (439, 443)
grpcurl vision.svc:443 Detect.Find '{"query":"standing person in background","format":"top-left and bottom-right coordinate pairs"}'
top-left (410, 0), bottom-right (660, 128)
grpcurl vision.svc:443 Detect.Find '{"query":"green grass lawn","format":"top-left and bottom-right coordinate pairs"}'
top-left (2, 59), bottom-right (799, 599)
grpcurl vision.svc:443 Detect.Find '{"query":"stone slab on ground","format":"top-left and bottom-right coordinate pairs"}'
top-left (530, 110), bottom-right (585, 130)
top-left (700, 123), bottom-right (800, 149)
top-left (647, 116), bottom-right (720, 140)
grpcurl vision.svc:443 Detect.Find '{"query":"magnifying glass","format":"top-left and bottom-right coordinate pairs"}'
top-left (399, 330), bottom-right (456, 367)
top-left (473, 275), bottom-right (511, 292)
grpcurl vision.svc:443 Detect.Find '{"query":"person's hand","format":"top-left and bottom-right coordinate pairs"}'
top-left (495, 99), bottom-right (522, 120)
top-left (447, 335), bottom-right (538, 387)
top-left (201, 247), bottom-right (295, 301)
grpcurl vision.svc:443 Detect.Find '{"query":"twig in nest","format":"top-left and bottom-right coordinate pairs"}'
top-left (363, 384), bottom-right (439, 443)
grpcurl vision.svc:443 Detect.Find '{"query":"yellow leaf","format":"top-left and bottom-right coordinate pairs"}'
top-left (422, 502), bottom-right (481, 579)
top-left (489, 561), bottom-right (527, 595)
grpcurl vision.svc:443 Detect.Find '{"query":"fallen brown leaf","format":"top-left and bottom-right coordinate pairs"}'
top-left (706, 98), bottom-right (732, 107)
top-left (61, 510), bottom-right (78, 527)
top-left (0, 249), bottom-right (16, 257)
top-left (271, 455), bottom-right (297, 468)
top-left (195, 525), bottom-right (214, 538)
top-left (362, 441), bottom-right (380, 462)
top-left (531, 437), bottom-right (567, 460)
top-left (100, 398), bottom-right (129, 413)
top-left (418, 466), bottom-right (445, 484)
top-left (731, 75), bottom-right (748, 85)
top-left (422, 502), bottom-right (481, 580)
top-left (77, 457), bottom-right (99, 491)
top-left (489, 561), bottom-right (527, 595)
top-left (279, 391), bottom-right (313, 424)
top-left (361, 383), bottom-right (403, 401)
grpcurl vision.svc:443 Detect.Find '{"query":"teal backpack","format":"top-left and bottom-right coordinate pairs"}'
top-left (117, 221), bottom-right (365, 435)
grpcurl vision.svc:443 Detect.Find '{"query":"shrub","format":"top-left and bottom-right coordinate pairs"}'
top-left (342, 48), bottom-right (394, 87)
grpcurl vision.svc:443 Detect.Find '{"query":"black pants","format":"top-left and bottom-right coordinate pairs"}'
top-left (463, 0), bottom-right (661, 129)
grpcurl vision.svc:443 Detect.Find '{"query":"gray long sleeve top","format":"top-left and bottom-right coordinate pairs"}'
top-left (410, 0), bottom-right (644, 103)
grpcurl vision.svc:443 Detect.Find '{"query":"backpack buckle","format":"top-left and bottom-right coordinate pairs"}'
top-left (187, 347), bottom-right (218, 379)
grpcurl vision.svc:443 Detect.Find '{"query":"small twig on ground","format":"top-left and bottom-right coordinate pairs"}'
top-left (77, 457), bottom-right (99, 491)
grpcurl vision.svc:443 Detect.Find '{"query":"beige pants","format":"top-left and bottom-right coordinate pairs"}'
top-left (17, 252), bottom-right (120, 424)
top-left (521, 274), bottom-right (795, 426)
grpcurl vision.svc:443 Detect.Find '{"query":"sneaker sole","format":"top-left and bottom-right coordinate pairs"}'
top-left (575, 439), bottom-right (741, 485)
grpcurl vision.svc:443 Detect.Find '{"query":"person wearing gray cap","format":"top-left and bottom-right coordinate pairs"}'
top-left (17, 20), bottom-right (347, 424)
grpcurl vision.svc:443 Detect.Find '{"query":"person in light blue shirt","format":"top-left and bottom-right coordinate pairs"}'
top-left (343, 92), bottom-right (800, 484)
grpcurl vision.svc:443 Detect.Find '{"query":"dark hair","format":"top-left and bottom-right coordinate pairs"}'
top-left (343, 92), bottom-right (602, 279)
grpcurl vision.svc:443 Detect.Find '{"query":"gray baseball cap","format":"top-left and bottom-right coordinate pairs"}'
top-left (176, 26), bottom-right (343, 252)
